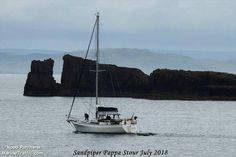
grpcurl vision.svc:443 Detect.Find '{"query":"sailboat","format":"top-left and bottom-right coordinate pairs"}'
top-left (66, 13), bottom-right (138, 134)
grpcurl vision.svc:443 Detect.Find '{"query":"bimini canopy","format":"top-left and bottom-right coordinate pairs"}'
top-left (98, 107), bottom-right (118, 112)
top-left (97, 107), bottom-right (119, 115)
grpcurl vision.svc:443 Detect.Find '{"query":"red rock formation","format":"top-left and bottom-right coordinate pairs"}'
top-left (24, 58), bottom-right (57, 96)
top-left (23, 55), bottom-right (236, 100)
top-left (58, 54), bottom-right (149, 97)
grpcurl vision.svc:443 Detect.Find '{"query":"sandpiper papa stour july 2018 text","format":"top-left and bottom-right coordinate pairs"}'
top-left (73, 149), bottom-right (168, 157)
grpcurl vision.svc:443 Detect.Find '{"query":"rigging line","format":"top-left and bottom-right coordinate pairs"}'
top-left (67, 18), bottom-right (97, 120)
top-left (87, 57), bottom-right (94, 117)
top-left (113, 70), bottom-right (122, 97)
top-left (108, 67), bottom-right (116, 97)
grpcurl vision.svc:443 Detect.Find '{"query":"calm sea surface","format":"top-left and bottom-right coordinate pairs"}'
top-left (0, 74), bottom-right (235, 157)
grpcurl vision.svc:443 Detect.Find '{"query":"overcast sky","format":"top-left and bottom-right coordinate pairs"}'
top-left (0, 0), bottom-right (235, 52)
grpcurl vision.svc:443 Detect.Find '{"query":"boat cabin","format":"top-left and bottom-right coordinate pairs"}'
top-left (96, 107), bottom-right (122, 123)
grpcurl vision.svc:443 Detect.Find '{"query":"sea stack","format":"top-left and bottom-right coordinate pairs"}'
top-left (24, 58), bottom-right (57, 96)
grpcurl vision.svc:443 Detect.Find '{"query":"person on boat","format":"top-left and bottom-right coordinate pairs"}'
top-left (106, 115), bottom-right (111, 120)
top-left (84, 113), bottom-right (89, 121)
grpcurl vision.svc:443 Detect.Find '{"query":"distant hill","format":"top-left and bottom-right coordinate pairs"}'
top-left (0, 48), bottom-right (236, 74)
top-left (0, 49), bottom-right (65, 74)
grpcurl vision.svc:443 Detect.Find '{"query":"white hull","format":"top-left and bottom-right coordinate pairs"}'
top-left (68, 120), bottom-right (136, 134)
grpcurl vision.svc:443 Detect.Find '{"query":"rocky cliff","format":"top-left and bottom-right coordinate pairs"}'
top-left (24, 55), bottom-right (236, 100)
top-left (148, 69), bottom-right (236, 100)
top-left (58, 54), bottom-right (149, 97)
top-left (24, 55), bottom-right (149, 97)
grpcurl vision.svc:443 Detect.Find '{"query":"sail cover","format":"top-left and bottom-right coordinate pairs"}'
top-left (97, 107), bottom-right (118, 112)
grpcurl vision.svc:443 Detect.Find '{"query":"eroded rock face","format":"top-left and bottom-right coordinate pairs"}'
top-left (24, 59), bottom-right (57, 96)
top-left (58, 54), bottom-right (149, 97)
top-left (24, 55), bottom-right (149, 97)
top-left (148, 69), bottom-right (236, 100)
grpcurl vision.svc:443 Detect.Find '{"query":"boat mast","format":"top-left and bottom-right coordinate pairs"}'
top-left (95, 12), bottom-right (99, 107)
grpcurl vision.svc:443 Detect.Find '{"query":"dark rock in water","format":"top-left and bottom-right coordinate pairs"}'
top-left (24, 58), bottom-right (57, 96)
top-left (148, 69), bottom-right (236, 100)
top-left (58, 54), bottom-right (148, 97)
top-left (24, 55), bottom-right (149, 97)
top-left (23, 54), bottom-right (236, 100)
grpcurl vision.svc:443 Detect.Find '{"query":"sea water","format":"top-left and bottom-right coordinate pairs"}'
top-left (0, 74), bottom-right (235, 157)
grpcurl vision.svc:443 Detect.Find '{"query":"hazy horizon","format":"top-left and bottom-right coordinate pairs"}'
top-left (1, 47), bottom-right (236, 61)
